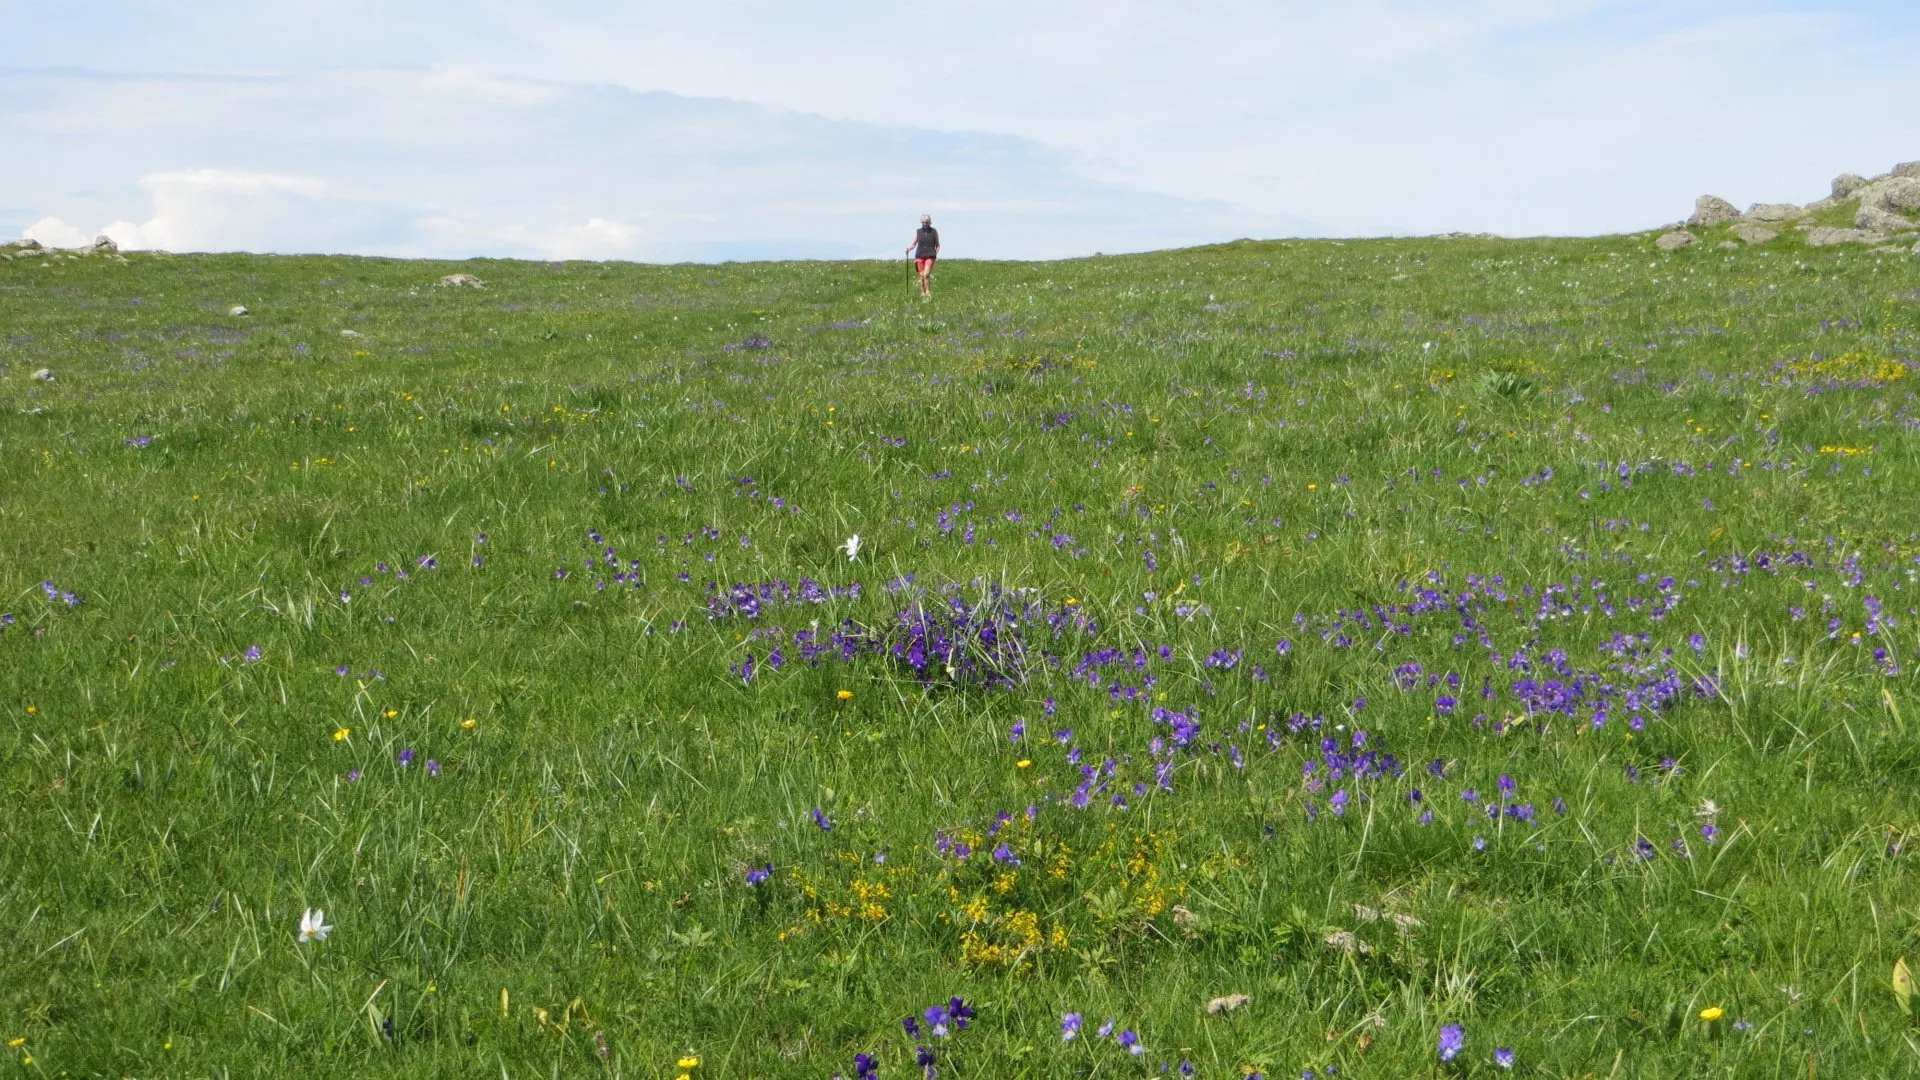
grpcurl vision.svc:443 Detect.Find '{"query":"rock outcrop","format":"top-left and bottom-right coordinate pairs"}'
top-left (1688, 196), bottom-right (1740, 227)
top-left (1856, 177), bottom-right (1920, 233)
top-left (438, 273), bottom-right (485, 288)
top-left (1666, 161), bottom-right (1919, 249)
top-left (1806, 227), bottom-right (1881, 248)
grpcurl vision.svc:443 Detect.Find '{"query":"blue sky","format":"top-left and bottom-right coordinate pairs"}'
top-left (5, 2), bottom-right (1918, 260)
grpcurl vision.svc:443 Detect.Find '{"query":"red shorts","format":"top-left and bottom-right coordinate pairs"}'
top-left (915, 258), bottom-right (936, 273)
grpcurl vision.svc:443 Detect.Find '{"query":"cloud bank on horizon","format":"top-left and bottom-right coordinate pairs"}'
top-left (4, 1), bottom-right (1917, 261)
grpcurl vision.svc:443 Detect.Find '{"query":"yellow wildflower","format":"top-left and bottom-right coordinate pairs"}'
top-left (332, 727), bottom-right (351, 742)
top-left (1017, 759), bottom-right (1032, 768)
top-left (1699, 1006), bottom-right (1725, 1022)
top-left (836, 689), bottom-right (853, 701)
top-left (678, 1055), bottom-right (701, 1069)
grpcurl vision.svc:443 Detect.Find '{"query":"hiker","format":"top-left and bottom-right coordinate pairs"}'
top-left (905, 214), bottom-right (939, 298)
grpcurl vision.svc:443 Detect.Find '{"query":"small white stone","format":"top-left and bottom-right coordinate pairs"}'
top-left (229, 304), bottom-right (250, 317)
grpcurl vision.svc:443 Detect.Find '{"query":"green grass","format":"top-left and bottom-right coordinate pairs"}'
top-left (2, 234), bottom-right (1919, 1078)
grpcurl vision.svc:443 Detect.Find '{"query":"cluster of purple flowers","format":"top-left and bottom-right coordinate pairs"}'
top-left (40, 580), bottom-right (83, 607)
top-left (727, 581), bottom-right (1093, 690)
top-left (337, 550), bottom-right (453, 606)
top-left (900, 998), bottom-right (974, 1078)
top-left (1060, 1013), bottom-right (1144, 1055)
top-left (1284, 729), bottom-right (1403, 820)
top-left (706, 577), bottom-right (862, 619)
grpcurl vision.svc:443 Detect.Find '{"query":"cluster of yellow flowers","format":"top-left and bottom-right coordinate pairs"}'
top-left (1781, 350), bottom-right (1909, 385)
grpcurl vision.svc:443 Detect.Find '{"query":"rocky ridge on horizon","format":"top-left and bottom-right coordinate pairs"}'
top-left (1656, 161), bottom-right (1920, 254)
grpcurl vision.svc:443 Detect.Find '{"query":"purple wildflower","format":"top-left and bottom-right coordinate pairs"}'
top-left (1438, 1023), bottom-right (1465, 1062)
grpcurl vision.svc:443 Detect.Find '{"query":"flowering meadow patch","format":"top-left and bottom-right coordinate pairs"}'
top-left (2, 237), bottom-right (1919, 1076)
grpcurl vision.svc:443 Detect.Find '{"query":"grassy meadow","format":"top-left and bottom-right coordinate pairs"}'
top-left (3, 229), bottom-right (1920, 1078)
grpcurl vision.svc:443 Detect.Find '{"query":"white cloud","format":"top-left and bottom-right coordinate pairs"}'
top-left (2, 68), bottom-right (1278, 260)
top-left (21, 216), bottom-right (94, 249)
top-left (95, 170), bottom-right (330, 251)
top-left (544, 218), bottom-right (644, 260)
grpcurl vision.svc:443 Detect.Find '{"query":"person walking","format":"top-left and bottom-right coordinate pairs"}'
top-left (905, 214), bottom-right (940, 299)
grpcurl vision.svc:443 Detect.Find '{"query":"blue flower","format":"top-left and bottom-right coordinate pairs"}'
top-left (1438, 1023), bottom-right (1465, 1061)
top-left (1061, 1012), bottom-right (1082, 1041)
top-left (811, 808), bottom-right (833, 831)
top-left (1494, 1047), bottom-right (1515, 1069)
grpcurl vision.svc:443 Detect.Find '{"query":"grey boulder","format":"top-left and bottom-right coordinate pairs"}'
top-left (1688, 195), bottom-right (1741, 227)
top-left (438, 273), bottom-right (485, 288)
top-left (1805, 226), bottom-right (1883, 247)
top-left (1731, 222), bottom-right (1778, 244)
top-left (31, 368), bottom-right (54, 382)
top-left (1744, 203), bottom-right (1805, 223)
top-left (1832, 173), bottom-right (1868, 200)
top-left (228, 304), bottom-right (250, 317)
top-left (1856, 177), bottom-right (1920, 232)
top-left (1656, 230), bottom-right (1698, 251)
top-left (1894, 161), bottom-right (1920, 179)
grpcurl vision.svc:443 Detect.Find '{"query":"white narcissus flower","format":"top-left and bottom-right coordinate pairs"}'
top-left (298, 907), bottom-right (332, 943)
top-left (843, 534), bottom-right (861, 561)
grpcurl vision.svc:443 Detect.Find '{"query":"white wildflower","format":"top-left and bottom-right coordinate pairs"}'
top-left (298, 907), bottom-right (332, 943)
top-left (843, 534), bottom-right (861, 561)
